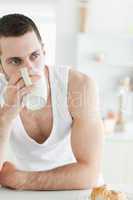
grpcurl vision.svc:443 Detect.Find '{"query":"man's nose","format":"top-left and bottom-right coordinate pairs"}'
top-left (24, 59), bottom-right (33, 70)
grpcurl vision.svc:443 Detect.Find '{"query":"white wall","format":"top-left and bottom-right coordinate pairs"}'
top-left (76, 0), bottom-right (133, 118)
top-left (89, 0), bottom-right (129, 33)
top-left (55, 0), bottom-right (78, 66)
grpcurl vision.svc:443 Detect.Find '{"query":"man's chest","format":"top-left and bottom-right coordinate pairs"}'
top-left (20, 106), bottom-right (53, 144)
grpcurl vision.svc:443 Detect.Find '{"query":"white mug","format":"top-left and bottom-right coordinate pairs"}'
top-left (20, 67), bottom-right (48, 111)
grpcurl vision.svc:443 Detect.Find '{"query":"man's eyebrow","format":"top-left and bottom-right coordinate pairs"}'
top-left (6, 57), bottom-right (22, 62)
top-left (5, 49), bottom-right (40, 62)
top-left (30, 49), bottom-right (40, 54)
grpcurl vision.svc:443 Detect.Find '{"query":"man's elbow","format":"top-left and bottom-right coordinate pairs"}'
top-left (77, 164), bottom-right (100, 190)
top-left (78, 175), bottom-right (99, 190)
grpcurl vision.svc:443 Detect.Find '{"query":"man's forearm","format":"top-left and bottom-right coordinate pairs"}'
top-left (0, 106), bottom-right (12, 170)
top-left (0, 131), bottom-right (10, 170)
top-left (21, 162), bottom-right (98, 191)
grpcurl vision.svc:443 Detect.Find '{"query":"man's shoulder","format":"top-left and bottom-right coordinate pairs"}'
top-left (68, 67), bottom-right (98, 119)
top-left (68, 67), bottom-right (96, 93)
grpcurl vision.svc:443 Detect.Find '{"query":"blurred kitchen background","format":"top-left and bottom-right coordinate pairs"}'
top-left (1, 0), bottom-right (133, 188)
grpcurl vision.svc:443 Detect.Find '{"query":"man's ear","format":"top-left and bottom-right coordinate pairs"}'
top-left (43, 49), bottom-right (46, 55)
top-left (41, 43), bottom-right (46, 56)
top-left (0, 62), bottom-right (5, 76)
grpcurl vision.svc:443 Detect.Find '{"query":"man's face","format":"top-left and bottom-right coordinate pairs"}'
top-left (0, 31), bottom-right (45, 79)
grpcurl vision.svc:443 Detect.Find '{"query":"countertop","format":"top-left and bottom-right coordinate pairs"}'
top-left (0, 185), bottom-right (133, 200)
top-left (0, 187), bottom-right (91, 200)
top-left (105, 131), bottom-right (133, 142)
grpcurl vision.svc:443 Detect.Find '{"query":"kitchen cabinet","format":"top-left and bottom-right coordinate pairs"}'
top-left (76, 33), bottom-right (133, 68)
top-left (76, 33), bottom-right (133, 120)
top-left (103, 131), bottom-right (133, 185)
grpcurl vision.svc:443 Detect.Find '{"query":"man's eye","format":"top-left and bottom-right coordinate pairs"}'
top-left (10, 59), bottom-right (21, 65)
top-left (31, 53), bottom-right (40, 59)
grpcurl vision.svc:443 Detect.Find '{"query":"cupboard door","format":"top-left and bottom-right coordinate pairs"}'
top-left (124, 143), bottom-right (133, 184)
top-left (103, 141), bottom-right (127, 184)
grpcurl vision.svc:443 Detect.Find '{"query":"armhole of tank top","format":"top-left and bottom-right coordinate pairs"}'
top-left (66, 66), bottom-right (73, 122)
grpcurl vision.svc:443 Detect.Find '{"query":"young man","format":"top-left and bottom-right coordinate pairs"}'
top-left (0, 14), bottom-right (104, 190)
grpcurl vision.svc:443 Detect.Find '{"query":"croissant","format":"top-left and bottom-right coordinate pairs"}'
top-left (91, 185), bottom-right (128, 200)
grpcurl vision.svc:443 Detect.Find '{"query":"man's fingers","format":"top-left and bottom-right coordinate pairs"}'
top-left (19, 85), bottom-right (34, 98)
top-left (16, 75), bottom-right (40, 90)
top-left (8, 69), bottom-right (34, 85)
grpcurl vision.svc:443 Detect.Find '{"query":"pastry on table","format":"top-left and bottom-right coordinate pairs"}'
top-left (91, 185), bottom-right (128, 200)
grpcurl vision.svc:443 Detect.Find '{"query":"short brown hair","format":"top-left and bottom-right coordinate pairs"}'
top-left (0, 13), bottom-right (42, 42)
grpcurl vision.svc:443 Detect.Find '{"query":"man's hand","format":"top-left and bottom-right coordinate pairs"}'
top-left (0, 161), bottom-right (27, 190)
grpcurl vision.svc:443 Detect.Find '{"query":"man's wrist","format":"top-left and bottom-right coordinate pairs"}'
top-left (12, 170), bottom-right (29, 190)
top-left (0, 105), bottom-right (16, 126)
top-left (14, 170), bottom-right (34, 190)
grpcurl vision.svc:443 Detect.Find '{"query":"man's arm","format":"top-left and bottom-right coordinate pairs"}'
top-left (0, 106), bottom-right (13, 170)
top-left (19, 70), bottom-right (104, 191)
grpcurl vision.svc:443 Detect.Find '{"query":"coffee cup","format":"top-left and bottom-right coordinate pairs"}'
top-left (20, 67), bottom-right (48, 111)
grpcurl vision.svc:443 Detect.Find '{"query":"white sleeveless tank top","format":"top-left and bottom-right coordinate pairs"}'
top-left (10, 65), bottom-right (76, 171)
top-left (0, 65), bottom-right (104, 186)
